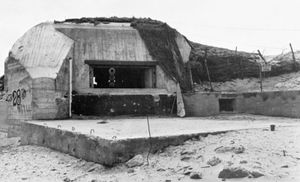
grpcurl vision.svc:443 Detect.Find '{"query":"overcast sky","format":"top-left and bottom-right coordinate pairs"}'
top-left (1, 0), bottom-right (300, 75)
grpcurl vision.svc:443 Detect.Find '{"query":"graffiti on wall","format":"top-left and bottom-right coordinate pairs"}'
top-left (6, 88), bottom-right (27, 106)
top-left (5, 88), bottom-right (32, 120)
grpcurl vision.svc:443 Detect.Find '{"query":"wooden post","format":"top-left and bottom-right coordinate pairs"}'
top-left (236, 46), bottom-right (243, 79)
top-left (257, 50), bottom-right (265, 92)
top-left (257, 50), bottom-right (267, 64)
top-left (204, 49), bottom-right (213, 91)
top-left (289, 43), bottom-right (297, 71)
top-left (259, 64), bottom-right (263, 92)
top-left (69, 58), bottom-right (72, 118)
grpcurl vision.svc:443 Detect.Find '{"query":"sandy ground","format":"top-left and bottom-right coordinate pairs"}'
top-left (29, 115), bottom-right (299, 139)
top-left (196, 71), bottom-right (300, 92)
top-left (1, 115), bottom-right (300, 182)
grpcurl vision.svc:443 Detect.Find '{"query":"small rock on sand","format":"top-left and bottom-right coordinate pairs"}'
top-left (63, 177), bottom-right (71, 182)
top-left (190, 172), bottom-right (202, 179)
top-left (218, 167), bottom-right (249, 179)
top-left (127, 168), bottom-right (135, 173)
top-left (250, 171), bottom-right (264, 178)
top-left (126, 154), bottom-right (144, 168)
top-left (239, 160), bottom-right (247, 164)
top-left (180, 150), bottom-right (195, 155)
top-left (215, 145), bottom-right (245, 154)
top-left (218, 167), bottom-right (264, 179)
top-left (181, 156), bottom-right (191, 161)
top-left (207, 156), bottom-right (222, 166)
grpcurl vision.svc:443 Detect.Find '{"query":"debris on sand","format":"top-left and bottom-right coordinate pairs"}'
top-left (218, 167), bottom-right (264, 179)
top-left (207, 156), bottom-right (222, 166)
top-left (180, 149), bottom-right (195, 155)
top-left (250, 171), bottom-right (264, 178)
top-left (190, 172), bottom-right (202, 179)
top-left (215, 145), bottom-right (245, 154)
top-left (126, 154), bottom-right (144, 168)
top-left (218, 167), bottom-right (249, 179)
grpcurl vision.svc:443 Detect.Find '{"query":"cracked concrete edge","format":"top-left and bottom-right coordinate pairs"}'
top-left (19, 122), bottom-right (236, 166)
top-left (20, 122), bottom-right (279, 166)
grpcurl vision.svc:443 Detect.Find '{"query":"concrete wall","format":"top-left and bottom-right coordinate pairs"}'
top-left (10, 23), bottom-right (73, 79)
top-left (56, 24), bottom-right (154, 92)
top-left (175, 33), bottom-right (191, 63)
top-left (5, 57), bottom-right (33, 122)
top-left (0, 101), bottom-right (8, 126)
top-left (156, 66), bottom-right (177, 93)
top-left (183, 90), bottom-right (300, 118)
top-left (32, 58), bottom-right (70, 119)
top-left (5, 23), bottom-right (73, 121)
top-left (183, 92), bottom-right (219, 116)
top-left (55, 23), bottom-right (178, 93)
top-left (235, 91), bottom-right (300, 118)
top-left (5, 55), bottom-right (70, 122)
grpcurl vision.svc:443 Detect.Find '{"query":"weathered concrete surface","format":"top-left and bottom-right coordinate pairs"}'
top-left (56, 23), bottom-right (154, 92)
top-left (235, 91), bottom-right (300, 117)
top-left (72, 94), bottom-right (175, 116)
top-left (21, 115), bottom-right (300, 166)
top-left (175, 33), bottom-right (191, 63)
top-left (183, 90), bottom-right (300, 118)
top-left (183, 92), bottom-right (219, 116)
top-left (77, 88), bottom-right (169, 95)
top-left (5, 57), bottom-right (33, 122)
top-left (55, 23), bottom-right (177, 93)
top-left (5, 23), bottom-right (73, 122)
top-left (32, 77), bottom-right (69, 119)
top-left (20, 122), bottom-right (225, 166)
top-left (9, 23), bottom-right (74, 79)
top-left (31, 57), bottom-right (70, 120)
top-left (5, 22), bottom-right (189, 121)
top-left (156, 66), bottom-right (177, 93)
top-left (0, 101), bottom-right (8, 127)
top-left (27, 115), bottom-right (299, 139)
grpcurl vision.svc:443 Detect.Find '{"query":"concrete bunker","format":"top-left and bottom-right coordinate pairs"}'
top-left (4, 18), bottom-right (193, 120)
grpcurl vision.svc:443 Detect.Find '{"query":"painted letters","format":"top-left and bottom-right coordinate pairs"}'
top-left (6, 88), bottom-right (27, 106)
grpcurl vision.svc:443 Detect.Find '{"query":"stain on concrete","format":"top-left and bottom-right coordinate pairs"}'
top-left (242, 92), bottom-right (257, 98)
top-left (261, 93), bottom-right (269, 101)
top-left (183, 93), bottom-right (219, 116)
top-left (72, 94), bottom-right (175, 116)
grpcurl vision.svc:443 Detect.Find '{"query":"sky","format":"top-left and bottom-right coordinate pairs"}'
top-left (0, 0), bottom-right (300, 75)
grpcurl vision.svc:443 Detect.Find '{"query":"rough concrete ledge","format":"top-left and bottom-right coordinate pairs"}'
top-left (20, 122), bottom-right (229, 166)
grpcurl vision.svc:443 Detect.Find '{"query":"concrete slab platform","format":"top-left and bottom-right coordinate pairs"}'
top-left (29, 115), bottom-right (299, 140)
top-left (20, 114), bottom-right (300, 166)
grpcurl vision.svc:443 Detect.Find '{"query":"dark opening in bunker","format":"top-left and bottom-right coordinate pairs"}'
top-left (87, 61), bottom-right (156, 89)
top-left (93, 67), bottom-right (148, 88)
top-left (219, 98), bottom-right (235, 112)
